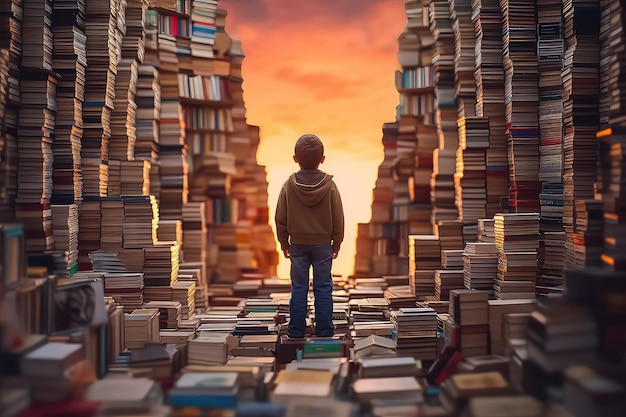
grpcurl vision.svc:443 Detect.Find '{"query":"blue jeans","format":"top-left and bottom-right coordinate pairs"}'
top-left (288, 244), bottom-right (334, 338)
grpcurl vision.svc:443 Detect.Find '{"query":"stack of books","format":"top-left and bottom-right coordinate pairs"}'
top-left (50, 204), bottom-right (79, 275)
top-left (449, 289), bottom-right (490, 357)
top-left (538, 184), bottom-right (565, 293)
top-left (100, 197), bottom-right (124, 250)
top-left (472, 0), bottom-right (509, 217)
top-left (150, 1), bottom-right (188, 221)
top-left (525, 299), bottom-right (597, 374)
top-left (441, 249), bottom-right (464, 269)
top-left (565, 199), bottom-right (603, 269)
top-left (429, 1), bottom-right (459, 224)
top-left (89, 248), bottom-right (145, 273)
top-left (124, 308), bottom-right (160, 349)
top-left (434, 220), bottom-right (464, 251)
top-left (391, 307), bottom-right (438, 359)
top-left (103, 272), bottom-right (145, 313)
top-left (134, 64), bottom-right (160, 162)
top-left (145, 300), bottom-right (182, 330)
top-left (501, 0), bottom-right (540, 212)
top-left (172, 280), bottom-right (196, 320)
top-left (121, 160), bottom-right (151, 196)
top-left (435, 269), bottom-right (464, 301)
top-left (181, 202), bottom-right (207, 275)
top-left (122, 195), bottom-right (159, 248)
top-left (15, 70), bottom-right (56, 252)
top-left (537, 0), bottom-right (564, 193)
top-left (0, 1), bottom-right (21, 218)
top-left (143, 241), bottom-right (180, 297)
top-left (50, 0), bottom-right (86, 205)
top-left (77, 200), bottom-right (101, 269)
top-left (561, 0), bottom-right (601, 266)
top-left (408, 235), bottom-right (441, 298)
top-left (449, 0), bottom-right (477, 118)
top-left (179, 263), bottom-right (208, 312)
top-left (455, 117), bottom-right (490, 222)
top-left (187, 332), bottom-right (230, 366)
top-left (463, 242), bottom-right (498, 295)
top-left (494, 213), bottom-right (540, 299)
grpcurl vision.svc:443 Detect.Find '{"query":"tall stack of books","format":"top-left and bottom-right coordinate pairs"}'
top-left (597, 0), bottom-right (626, 272)
top-left (494, 213), bottom-right (539, 299)
top-left (463, 242), bottom-right (498, 295)
top-left (135, 64), bottom-right (160, 163)
top-left (429, 1), bottom-right (459, 224)
top-left (143, 240), bottom-right (179, 303)
top-left (455, 116), bottom-right (490, 223)
top-left (82, 0), bottom-right (126, 198)
top-left (51, 0), bottom-right (86, 205)
top-left (537, 0), bottom-right (565, 282)
top-left (14, 71), bottom-right (56, 252)
top-left (538, 0), bottom-right (567, 294)
top-left (398, 2), bottom-right (437, 239)
top-left (368, 123), bottom-right (402, 275)
top-left (562, 0), bottom-right (601, 267)
top-left (449, 0), bottom-right (477, 118)
top-left (472, 0), bottom-right (509, 216)
top-left (244, 126), bottom-right (278, 278)
top-left (109, 0), bottom-right (146, 163)
top-left (501, 0), bottom-right (540, 213)
top-left (408, 234), bottom-right (441, 299)
top-left (152, 0), bottom-right (188, 221)
top-left (0, 0), bottom-right (21, 220)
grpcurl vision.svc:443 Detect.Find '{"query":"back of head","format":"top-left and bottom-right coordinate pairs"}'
top-left (295, 134), bottom-right (324, 169)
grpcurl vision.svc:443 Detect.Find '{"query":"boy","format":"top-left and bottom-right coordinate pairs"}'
top-left (275, 134), bottom-right (344, 338)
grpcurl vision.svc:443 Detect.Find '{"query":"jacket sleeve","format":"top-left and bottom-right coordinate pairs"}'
top-left (275, 183), bottom-right (289, 251)
top-left (331, 182), bottom-right (345, 251)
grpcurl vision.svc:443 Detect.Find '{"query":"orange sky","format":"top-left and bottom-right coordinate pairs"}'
top-left (221, 0), bottom-right (406, 279)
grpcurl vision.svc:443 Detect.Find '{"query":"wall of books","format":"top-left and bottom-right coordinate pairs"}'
top-left (354, 0), bottom-right (626, 369)
top-left (0, 0), bottom-right (278, 377)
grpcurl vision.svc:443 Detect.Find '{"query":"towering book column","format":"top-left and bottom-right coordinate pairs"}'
top-left (562, 0), bottom-right (601, 271)
top-left (429, 0), bottom-right (459, 224)
top-left (244, 125), bottom-right (279, 278)
top-left (227, 39), bottom-right (277, 278)
top-left (367, 123), bottom-right (399, 276)
top-left (399, 1), bottom-right (437, 238)
top-left (501, 0), bottom-right (540, 213)
top-left (77, 0), bottom-right (125, 268)
top-left (450, 0), bottom-right (488, 237)
top-left (597, 0), bottom-right (626, 271)
top-left (472, 0), bottom-right (509, 216)
top-left (0, 1), bottom-right (21, 221)
top-left (139, 9), bottom-right (161, 199)
top-left (15, 0), bottom-right (56, 252)
top-left (51, 0), bottom-right (86, 205)
top-left (153, 0), bottom-right (188, 221)
top-left (536, 0), bottom-right (566, 295)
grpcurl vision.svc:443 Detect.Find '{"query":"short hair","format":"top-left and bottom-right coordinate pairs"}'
top-left (294, 134), bottom-right (324, 169)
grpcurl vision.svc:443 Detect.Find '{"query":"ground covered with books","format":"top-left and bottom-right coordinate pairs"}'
top-left (1, 270), bottom-right (625, 417)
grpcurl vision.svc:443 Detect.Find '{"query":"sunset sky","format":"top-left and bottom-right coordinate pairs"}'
top-left (221, 0), bottom-right (407, 279)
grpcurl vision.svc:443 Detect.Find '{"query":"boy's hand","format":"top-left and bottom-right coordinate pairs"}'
top-left (332, 250), bottom-right (339, 259)
top-left (283, 249), bottom-right (290, 259)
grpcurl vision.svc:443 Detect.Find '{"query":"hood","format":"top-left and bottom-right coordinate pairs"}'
top-left (288, 170), bottom-right (334, 207)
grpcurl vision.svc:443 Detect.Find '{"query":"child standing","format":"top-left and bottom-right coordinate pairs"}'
top-left (275, 134), bottom-right (344, 338)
